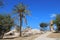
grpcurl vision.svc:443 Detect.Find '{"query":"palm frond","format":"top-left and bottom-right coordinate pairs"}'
top-left (24, 10), bottom-right (31, 16)
top-left (23, 15), bottom-right (27, 25)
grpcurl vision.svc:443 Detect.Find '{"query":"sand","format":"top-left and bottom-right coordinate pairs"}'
top-left (47, 32), bottom-right (60, 38)
top-left (0, 34), bottom-right (41, 40)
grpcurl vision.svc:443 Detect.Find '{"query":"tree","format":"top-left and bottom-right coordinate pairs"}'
top-left (0, 25), bottom-right (6, 38)
top-left (0, 14), bottom-right (14, 32)
top-left (0, 14), bottom-right (14, 38)
top-left (53, 14), bottom-right (60, 31)
top-left (3, 15), bottom-right (14, 32)
top-left (13, 3), bottom-right (30, 36)
top-left (40, 23), bottom-right (48, 31)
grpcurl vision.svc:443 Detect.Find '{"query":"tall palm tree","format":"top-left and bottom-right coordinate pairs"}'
top-left (13, 3), bottom-right (30, 36)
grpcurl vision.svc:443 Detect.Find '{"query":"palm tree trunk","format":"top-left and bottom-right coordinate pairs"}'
top-left (20, 13), bottom-right (22, 37)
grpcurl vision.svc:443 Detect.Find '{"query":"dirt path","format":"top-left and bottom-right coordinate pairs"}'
top-left (14, 34), bottom-right (41, 40)
top-left (34, 32), bottom-right (56, 40)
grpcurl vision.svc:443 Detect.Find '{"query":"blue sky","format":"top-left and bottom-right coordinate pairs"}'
top-left (0, 0), bottom-right (60, 30)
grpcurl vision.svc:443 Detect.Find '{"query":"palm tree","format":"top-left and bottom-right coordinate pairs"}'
top-left (13, 3), bottom-right (30, 36)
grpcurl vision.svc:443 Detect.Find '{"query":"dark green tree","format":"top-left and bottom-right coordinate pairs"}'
top-left (3, 15), bottom-right (14, 32)
top-left (53, 14), bottom-right (60, 31)
top-left (40, 23), bottom-right (48, 31)
top-left (0, 14), bottom-right (14, 38)
top-left (0, 14), bottom-right (14, 32)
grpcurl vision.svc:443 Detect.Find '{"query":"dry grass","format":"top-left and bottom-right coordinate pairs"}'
top-left (47, 32), bottom-right (60, 38)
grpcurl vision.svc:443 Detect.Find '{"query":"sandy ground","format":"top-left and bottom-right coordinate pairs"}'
top-left (34, 32), bottom-right (54, 40)
top-left (47, 32), bottom-right (60, 38)
top-left (14, 34), bottom-right (41, 40)
top-left (0, 34), bottom-right (41, 40)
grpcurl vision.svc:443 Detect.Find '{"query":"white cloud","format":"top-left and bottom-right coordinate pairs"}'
top-left (50, 14), bottom-right (56, 18)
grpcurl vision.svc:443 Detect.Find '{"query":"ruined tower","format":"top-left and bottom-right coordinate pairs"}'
top-left (50, 20), bottom-right (54, 31)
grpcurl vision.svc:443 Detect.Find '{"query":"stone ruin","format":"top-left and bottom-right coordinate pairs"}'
top-left (50, 20), bottom-right (55, 32)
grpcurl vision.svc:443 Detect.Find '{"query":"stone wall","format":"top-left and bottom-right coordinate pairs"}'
top-left (50, 20), bottom-right (54, 31)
